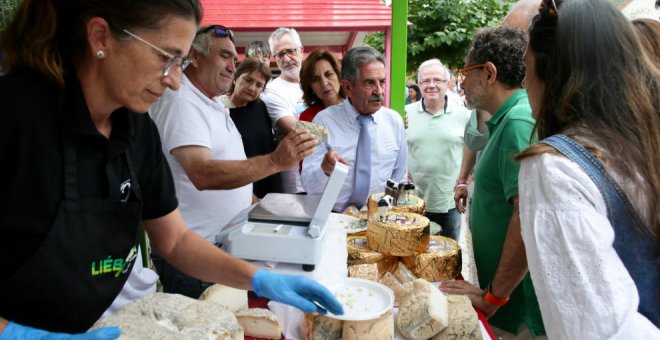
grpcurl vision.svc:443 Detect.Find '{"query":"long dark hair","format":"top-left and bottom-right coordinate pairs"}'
top-left (519, 0), bottom-right (660, 239)
top-left (2, 0), bottom-right (202, 86)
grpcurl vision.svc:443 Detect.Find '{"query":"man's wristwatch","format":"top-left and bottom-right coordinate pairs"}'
top-left (484, 283), bottom-right (510, 306)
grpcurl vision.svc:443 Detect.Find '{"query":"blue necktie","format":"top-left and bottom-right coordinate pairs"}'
top-left (350, 114), bottom-right (372, 209)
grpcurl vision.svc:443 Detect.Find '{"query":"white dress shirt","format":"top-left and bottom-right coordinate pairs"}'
top-left (301, 100), bottom-right (408, 211)
top-left (519, 152), bottom-right (659, 339)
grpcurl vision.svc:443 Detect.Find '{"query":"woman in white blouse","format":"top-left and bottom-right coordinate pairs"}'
top-left (516, 0), bottom-right (659, 338)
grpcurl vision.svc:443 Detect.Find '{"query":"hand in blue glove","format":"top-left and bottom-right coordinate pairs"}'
top-left (252, 269), bottom-right (344, 315)
top-left (0, 321), bottom-right (120, 340)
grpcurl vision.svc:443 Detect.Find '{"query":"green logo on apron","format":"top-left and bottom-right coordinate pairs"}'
top-left (90, 246), bottom-right (138, 277)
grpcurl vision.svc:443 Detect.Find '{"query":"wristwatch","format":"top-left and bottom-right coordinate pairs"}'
top-left (484, 283), bottom-right (510, 306)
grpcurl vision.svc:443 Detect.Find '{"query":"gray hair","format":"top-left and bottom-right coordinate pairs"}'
top-left (246, 40), bottom-right (270, 57)
top-left (416, 58), bottom-right (450, 83)
top-left (191, 28), bottom-right (214, 56)
top-left (341, 46), bottom-right (386, 83)
top-left (268, 28), bottom-right (302, 55)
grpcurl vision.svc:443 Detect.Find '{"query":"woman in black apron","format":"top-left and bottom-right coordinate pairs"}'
top-left (0, 1), bottom-right (342, 338)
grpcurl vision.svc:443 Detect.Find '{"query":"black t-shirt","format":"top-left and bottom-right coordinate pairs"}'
top-left (229, 99), bottom-right (283, 198)
top-left (0, 70), bottom-right (178, 280)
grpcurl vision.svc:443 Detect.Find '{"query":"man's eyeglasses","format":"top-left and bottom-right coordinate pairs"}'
top-left (123, 29), bottom-right (192, 77)
top-left (420, 78), bottom-right (448, 86)
top-left (538, 0), bottom-right (558, 16)
top-left (458, 63), bottom-right (488, 78)
top-left (199, 25), bottom-right (235, 43)
top-left (274, 48), bottom-right (299, 60)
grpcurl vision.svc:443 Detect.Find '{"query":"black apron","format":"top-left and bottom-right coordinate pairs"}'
top-left (0, 136), bottom-right (143, 332)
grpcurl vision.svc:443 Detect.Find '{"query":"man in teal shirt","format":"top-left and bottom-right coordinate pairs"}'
top-left (406, 58), bottom-right (470, 241)
top-left (441, 26), bottom-right (546, 339)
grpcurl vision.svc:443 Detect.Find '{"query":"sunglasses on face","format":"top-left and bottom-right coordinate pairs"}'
top-left (199, 25), bottom-right (235, 43)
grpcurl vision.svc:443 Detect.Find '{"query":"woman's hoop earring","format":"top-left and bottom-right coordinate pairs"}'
top-left (96, 50), bottom-right (106, 59)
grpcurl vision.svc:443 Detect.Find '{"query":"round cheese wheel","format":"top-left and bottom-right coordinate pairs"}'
top-left (347, 235), bottom-right (398, 275)
top-left (367, 212), bottom-right (430, 257)
top-left (401, 235), bottom-right (461, 281)
top-left (367, 192), bottom-right (425, 217)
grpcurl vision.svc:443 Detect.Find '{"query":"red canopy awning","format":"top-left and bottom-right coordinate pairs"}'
top-left (199, 0), bottom-right (392, 56)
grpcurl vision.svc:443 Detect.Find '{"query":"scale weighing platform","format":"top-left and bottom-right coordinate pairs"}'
top-left (217, 163), bottom-right (348, 271)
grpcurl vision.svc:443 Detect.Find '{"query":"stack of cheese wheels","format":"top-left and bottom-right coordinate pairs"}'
top-left (367, 192), bottom-right (425, 217)
top-left (401, 235), bottom-right (462, 282)
top-left (367, 212), bottom-right (430, 257)
top-left (347, 235), bottom-right (398, 279)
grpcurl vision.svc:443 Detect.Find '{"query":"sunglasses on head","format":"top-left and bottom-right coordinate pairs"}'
top-left (538, 0), bottom-right (559, 16)
top-left (199, 25), bottom-right (235, 43)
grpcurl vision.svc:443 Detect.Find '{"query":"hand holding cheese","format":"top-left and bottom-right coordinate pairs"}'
top-left (252, 269), bottom-right (344, 315)
top-left (0, 322), bottom-right (119, 340)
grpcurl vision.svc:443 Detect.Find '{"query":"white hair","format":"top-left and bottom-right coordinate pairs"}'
top-left (268, 27), bottom-right (303, 54)
top-left (416, 59), bottom-right (450, 82)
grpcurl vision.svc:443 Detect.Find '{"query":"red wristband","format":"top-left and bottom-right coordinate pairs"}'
top-left (456, 178), bottom-right (468, 185)
top-left (484, 284), bottom-right (509, 306)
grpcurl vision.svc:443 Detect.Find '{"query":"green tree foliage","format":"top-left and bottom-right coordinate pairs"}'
top-left (1, 0), bottom-right (19, 31)
top-left (365, 0), bottom-right (514, 73)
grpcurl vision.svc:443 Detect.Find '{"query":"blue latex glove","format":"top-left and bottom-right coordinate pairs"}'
top-left (0, 322), bottom-right (120, 340)
top-left (252, 269), bottom-right (344, 315)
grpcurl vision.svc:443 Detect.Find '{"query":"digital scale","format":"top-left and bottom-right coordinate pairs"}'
top-left (217, 162), bottom-right (348, 271)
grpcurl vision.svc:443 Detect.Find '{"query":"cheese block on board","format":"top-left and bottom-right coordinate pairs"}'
top-left (91, 292), bottom-right (243, 340)
top-left (367, 212), bottom-right (430, 256)
top-left (300, 313), bottom-right (343, 340)
top-left (342, 310), bottom-right (394, 340)
top-left (367, 192), bottom-right (425, 216)
top-left (432, 295), bottom-right (482, 340)
top-left (347, 235), bottom-right (398, 275)
top-left (296, 120), bottom-right (328, 145)
top-left (348, 263), bottom-right (380, 281)
top-left (234, 308), bottom-right (282, 339)
top-left (199, 284), bottom-right (248, 312)
top-left (401, 236), bottom-right (461, 281)
top-left (396, 279), bottom-right (449, 340)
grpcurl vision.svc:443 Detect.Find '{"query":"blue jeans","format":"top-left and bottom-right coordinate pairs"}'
top-left (151, 252), bottom-right (210, 299)
top-left (425, 208), bottom-right (461, 241)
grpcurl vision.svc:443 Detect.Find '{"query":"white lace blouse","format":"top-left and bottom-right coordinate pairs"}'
top-left (518, 152), bottom-right (659, 339)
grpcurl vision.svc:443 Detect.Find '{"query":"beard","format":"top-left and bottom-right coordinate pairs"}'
top-left (465, 82), bottom-right (486, 110)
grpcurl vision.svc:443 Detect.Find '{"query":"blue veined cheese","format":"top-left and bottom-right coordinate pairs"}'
top-left (396, 279), bottom-right (449, 340)
top-left (432, 295), bottom-right (482, 340)
top-left (91, 292), bottom-right (243, 339)
top-left (301, 313), bottom-right (342, 340)
top-left (342, 310), bottom-right (394, 340)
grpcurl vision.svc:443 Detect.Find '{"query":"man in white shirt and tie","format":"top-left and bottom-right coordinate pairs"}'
top-left (301, 46), bottom-right (408, 212)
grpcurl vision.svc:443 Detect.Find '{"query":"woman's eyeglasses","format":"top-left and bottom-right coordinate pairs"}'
top-left (198, 25), bottom-right (235, 43)
top-left (123, 29), bottom-right (192, 77)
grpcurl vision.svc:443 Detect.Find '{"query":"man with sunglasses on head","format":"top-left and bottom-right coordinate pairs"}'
top-left (261, 27), bottom-right (307, 194)
top-left (440, 26), bottom-right (546, 340)
top-left (149, 25), bottom-right (319, 299)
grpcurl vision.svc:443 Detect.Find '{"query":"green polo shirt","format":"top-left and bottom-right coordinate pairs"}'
top-left (472, 90), bottom-right (545, 335)
top-left (406, 97), bottom-right (471, 213)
